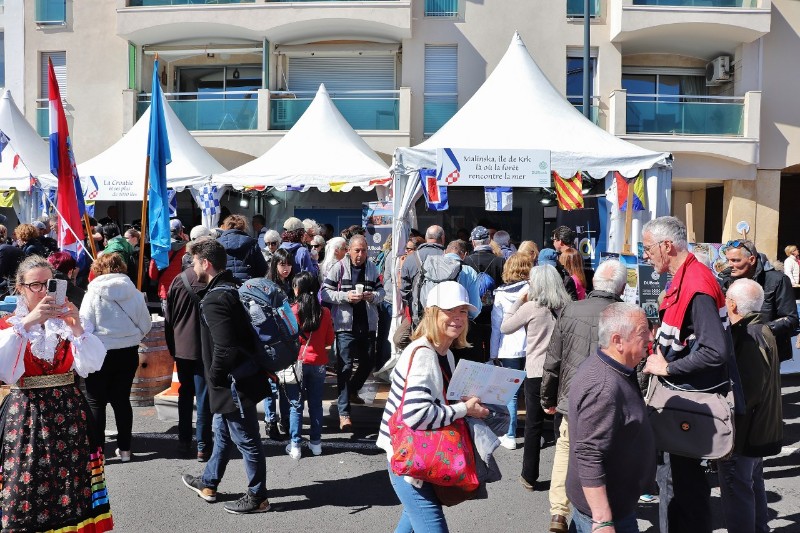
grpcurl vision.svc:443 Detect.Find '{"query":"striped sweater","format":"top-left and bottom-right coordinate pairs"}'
top-left (376, 338), bottom-right (469, 466)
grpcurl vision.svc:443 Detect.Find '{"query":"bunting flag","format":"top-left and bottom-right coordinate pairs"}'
top-left (0, 131), bottom-right (9, 162)
top-left (198, 184), bottom-right (220, 217)
top-left (485, 186), bottom-right (513, 211)
top-left (168, 189), bottom-right (178, 218)
top-left (615, 171), bottom-right (647, 212)
top-left (553, 171), bottom-right (584, 210)
top-left (436, 148), bottom-right (461, 185)
top-left (49, 58), bottom-right (87, 258)
top-left (420, 167), bottom-right (448, 211)
top-left (147, 58), bottom-right (173, 270)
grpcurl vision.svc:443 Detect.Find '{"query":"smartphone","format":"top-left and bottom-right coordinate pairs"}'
top-left (47, 278), bottom-right (68, 306)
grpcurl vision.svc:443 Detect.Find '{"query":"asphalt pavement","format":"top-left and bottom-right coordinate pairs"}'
top-left (102, 376), bottom-right (800, 533)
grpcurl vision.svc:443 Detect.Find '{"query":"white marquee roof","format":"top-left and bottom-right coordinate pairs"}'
top-left (216, 84), bottom-right (390, 192)
top-left (0, 90), bottom-right (56, 191)
top-left (393, 32), bottom-right (671, 179)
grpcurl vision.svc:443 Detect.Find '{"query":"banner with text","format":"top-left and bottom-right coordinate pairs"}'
top-left (92, 176), bottom-right (144, 201)
top-left (362, 201), bottom-right (393, 261)
top-left (435, 148), bottom-right (551, 188)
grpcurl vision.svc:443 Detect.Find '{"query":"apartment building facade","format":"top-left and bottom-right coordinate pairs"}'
top-left (5, 0), bottom-right (800, 259)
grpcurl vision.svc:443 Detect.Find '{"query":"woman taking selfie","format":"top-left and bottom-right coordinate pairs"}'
top-left (0, 255), bottom-right (112, 532)
top-left (377, 281), bottom-right (489, 533)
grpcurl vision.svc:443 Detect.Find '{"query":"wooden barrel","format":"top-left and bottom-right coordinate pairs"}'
top-left (130, 319), bottom-right (173, 407)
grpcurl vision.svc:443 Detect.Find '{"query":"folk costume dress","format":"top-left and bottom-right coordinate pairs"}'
top-left (0, 301), bottom-right (112, 532)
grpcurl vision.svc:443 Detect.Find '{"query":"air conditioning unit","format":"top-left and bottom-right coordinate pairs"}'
top-left (706, 56), bottom-right (731, 86)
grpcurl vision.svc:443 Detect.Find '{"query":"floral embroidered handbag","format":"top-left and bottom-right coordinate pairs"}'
top-left (388, 347), bottom-right (479, 490)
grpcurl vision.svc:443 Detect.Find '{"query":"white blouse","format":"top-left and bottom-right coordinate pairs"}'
top-left (0, 300), bottom-right (107, 384)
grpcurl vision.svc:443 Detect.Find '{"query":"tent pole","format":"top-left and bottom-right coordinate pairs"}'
top-left (83, 213), bottom-right (97, 259)
top-left (137, 156), bottom-right (151, 291)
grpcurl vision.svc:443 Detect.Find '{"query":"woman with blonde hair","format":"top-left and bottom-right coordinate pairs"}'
top-left (517, 240), bottom-right (539, 265)
top-left (558, 247), bottom-right (587, 300)
top-left (784, 244), bottom-right (799, 285)
top-left (81, 253), bottom-right (152, 462)
top-left (501, 264), bottom-right (571, 490)
top-left (490, 253), bottom-right (534, 450)
top-left (376, 281), bottom-right (489, 532)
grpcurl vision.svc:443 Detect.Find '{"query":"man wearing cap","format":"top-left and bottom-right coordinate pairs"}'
top-left (149, 219), bottom-right (190, 300)
top-left (460, 226), bottom-right (505, 362)
top-left (280, 217), bottom-right (318, 277)
top-left (33, 220), bottom-right (58, 256)
top-left (719, 239), bottom-right (798, 363)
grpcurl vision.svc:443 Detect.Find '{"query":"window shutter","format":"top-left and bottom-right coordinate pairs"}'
top-left (287, 56), bottom-right (395, 93)
top-left (41, 51), bottom-right (67, 99)
top-left (424, 45), bottom-right (458, 136)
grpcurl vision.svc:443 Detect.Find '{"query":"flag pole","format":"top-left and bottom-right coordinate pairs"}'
top-left (137, 158), bottom-right (151, 291)
top-left (83, 213), bottom-right (97, 259)
top-left (42, 193), bottom-right (93, 262)
top-left (622, 183), bottom-right (635, 255)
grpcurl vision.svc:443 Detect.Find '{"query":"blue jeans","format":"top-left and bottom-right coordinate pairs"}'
top-left (175, 358), bottom-right (213, 452)
top-left (283, 364), bottom-right (327, 445)
top-left (336, 331), bottom-right (376, 417)
top-left (262, 376), bottom-right (279, 424)
top-left (388, 467), bottom-right (448, 533)
top-left (569, 507), bottom-right (638, 533)
top-left (202, 405), bottom-right (267, 498)
top-left (500, 357), bottom-right (525, 437)
top-left (717, 454), bottom-right (769, 533)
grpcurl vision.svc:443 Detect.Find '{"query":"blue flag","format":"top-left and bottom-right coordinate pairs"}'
top-left (147, 59), bottom-right (172, 270)
top-left (419, 168), bottom-right (448, 211)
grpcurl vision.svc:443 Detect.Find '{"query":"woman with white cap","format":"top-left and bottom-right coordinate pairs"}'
top-left (376, 281), bottom-right (489, 532)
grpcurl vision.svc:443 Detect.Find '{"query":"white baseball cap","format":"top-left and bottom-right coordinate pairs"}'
top-left (426, 281), bottom-right (478, 313)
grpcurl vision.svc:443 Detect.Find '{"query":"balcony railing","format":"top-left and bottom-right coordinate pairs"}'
top-left (137, 91), bottom-right (258, 131)
top-left (425, 0), bottom-right (458, 17)
top-left (631, 0), bottom-right (754, 6)
top-left (423, 94), bottom-right (457, 137)
top-left (127, 0), bottom-right (397, 4)
top-left (626, 94), bottom-right (744, 136)
top-left (568, 97), bottom-right (601, 125)
top-left (36, 105), bottom-right (48, 138)
top-left (270, 90), bottom-right (400, 130)
top-left (567, 0), bottom-right (600, 17)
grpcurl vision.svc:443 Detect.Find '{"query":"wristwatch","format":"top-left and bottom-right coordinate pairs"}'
top-left (665, 362), bottom-right (671, 376)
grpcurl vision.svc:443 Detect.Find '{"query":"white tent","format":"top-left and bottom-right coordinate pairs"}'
top-left (215, 84), bottom-right (390, 192)
top-left (0, 90), bottom-right (56, 191)
top-left (393, 32), bottom-right (671, 180)
top-left (77, 94), bottom-right (227, 200)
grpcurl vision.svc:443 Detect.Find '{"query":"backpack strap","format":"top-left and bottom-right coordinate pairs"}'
top-left (180, 271), bottom-right (201, 305)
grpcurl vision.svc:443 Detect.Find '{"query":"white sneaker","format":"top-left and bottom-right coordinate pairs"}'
top-left (285, 442), bottom-right (301, 460)
top-left (115, 448), bottom-right (131, 462)
top-left (308, 442), bottom-right (322, 456)
top-left (498, 436), bottom-right (517, 450)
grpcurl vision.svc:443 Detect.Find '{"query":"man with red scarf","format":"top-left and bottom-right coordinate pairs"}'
top-left (641, 216), bottom-right (743, 533)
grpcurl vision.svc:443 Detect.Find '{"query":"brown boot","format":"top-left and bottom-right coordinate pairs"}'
top-left (549, 514), bottom-right (568, 533)
top-left (339, 415), bottom-right (353, 431)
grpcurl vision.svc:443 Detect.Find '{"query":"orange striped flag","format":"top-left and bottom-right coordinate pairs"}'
top-left (553, 171), bottom-right (584, 210)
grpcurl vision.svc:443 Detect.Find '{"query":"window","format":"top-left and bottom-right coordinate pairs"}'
top-left (41, 51), bottom-right (67, 98)
top-left (424, 45), bottom-right (457, 138)
top-left (35, 0), bottom-right (66, 24)
top-left (622, 69), bottom-right (712, 134)
top-left (567, 0), bottom-right (600, 17)
top-left (566, 54), bottom-right (597, 118)
top-left (425, 0), bottom-right (458, 17)
top-left (128, 43), bottom-right (137, 90)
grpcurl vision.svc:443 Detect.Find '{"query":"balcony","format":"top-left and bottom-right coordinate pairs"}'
top-left (568, 96), bottom-right (601, 126)
top-left (425, 0), bottom-right (458, 17)
top-left (270, 90), bottom-right (399, 131)
top-left (608, 89), bottom-right (760, 165)
top-left (567, 0), bottom-right (600, 18)
top-left (35, 0), bottom-right (65, 24)
top-left (609, 0), bottom-right (770, 53)
top-left (117, 0), bottom-right (412, 44)
top-left (134, 88), bottom-right (409, 131)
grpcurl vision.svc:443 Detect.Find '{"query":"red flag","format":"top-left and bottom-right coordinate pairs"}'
top-left (553, 171), bottom-right (584, 210)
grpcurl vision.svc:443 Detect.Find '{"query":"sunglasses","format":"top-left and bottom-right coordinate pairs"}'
top-left (266, 241), bottom-right (279, 247)
top-left (724, 240), bottom-right (755, 256)
top-left (312, 244), bottom-right (323, 249)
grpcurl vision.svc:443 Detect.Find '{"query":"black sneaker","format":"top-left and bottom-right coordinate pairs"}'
top-left (265, 423), bottom-right (281, 441)
top-left (182, 474), bottom-right (217, 503)
top-left (224, 492), bottom-right (270, 514)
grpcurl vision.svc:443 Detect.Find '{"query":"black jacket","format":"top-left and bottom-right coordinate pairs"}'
top-left (199, 270), bottom-right (270, 415)
top-left (730, 313), bottom-right (783, 457)
top-left (218, 229), bottom-right (268, 281)
top-left (165, 269), bottom-right (206, 361)
top-left (542, 290), bottom-right (622, 415)
top-left (720, 254), bottom-right (799, 362)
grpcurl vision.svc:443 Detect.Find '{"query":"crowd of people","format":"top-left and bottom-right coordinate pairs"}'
top-left (0, 209), bottom-right (792, 531)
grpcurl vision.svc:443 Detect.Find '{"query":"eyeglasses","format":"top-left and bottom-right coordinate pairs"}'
top-left (724, 240), bottom-right (755, 256)
top-left (20, 281), bottom-right (48, 293)
top-left (266, 241), bottom-right (279, 247)
top-left (642, 240), bottom-right (666, 256)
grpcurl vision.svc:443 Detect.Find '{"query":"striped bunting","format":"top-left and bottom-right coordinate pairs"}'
top-left (553, 171), bottom-right (584, 210)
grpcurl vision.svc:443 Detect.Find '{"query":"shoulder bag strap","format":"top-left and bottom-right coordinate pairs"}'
top-left (180, 272), bottom-right (201, 305)
top-left (298, 330), bottom-right (313, 363)
top-left (396, 345), bottom-right (425, 410)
